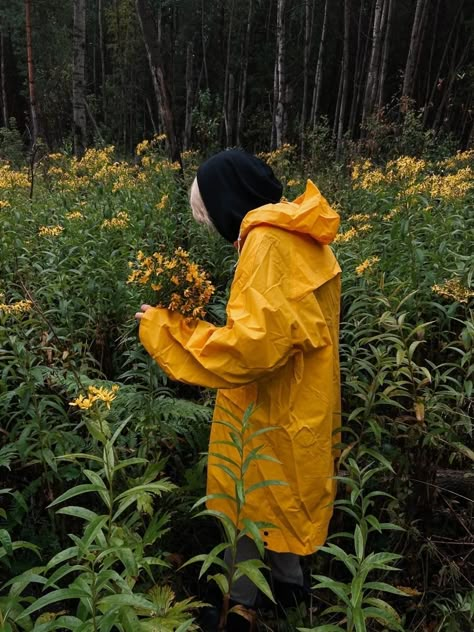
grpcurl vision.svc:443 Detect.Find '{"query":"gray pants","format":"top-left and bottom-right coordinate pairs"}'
top-left (224, 535), bottom-right (304, 607)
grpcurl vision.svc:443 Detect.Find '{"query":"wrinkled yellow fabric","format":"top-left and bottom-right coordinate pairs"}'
top-left (140, 180), bottom-right (341, 555)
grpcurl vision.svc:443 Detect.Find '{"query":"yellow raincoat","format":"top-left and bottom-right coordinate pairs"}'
top-left (139, 180), bottom-right (341, 555)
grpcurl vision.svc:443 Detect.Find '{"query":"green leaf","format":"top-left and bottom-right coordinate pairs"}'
top-left (47, 484), bottom-right (106, 509)
top-left (354, 525), bottom-right (365, 561)
top-left (56, 506), bottom-right (98, 522)
top-left (46, 546), bottom-right (79, 570)
top-left (207, 572), bottom-right (229, 595)
top-left (240, 519), bottom-right (265, 558)
top-left (245, 479), bottom-right (287, 495)
top-left (364, 581), bottom-right (410, 596)
top-left (234, 559), bottom-right (274, 603)
top-left (0, 528), bottom-right (13, 555)
top-left (18, 588), bottom-right (91, 619)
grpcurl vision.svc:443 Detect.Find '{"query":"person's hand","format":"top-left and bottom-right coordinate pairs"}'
top-left (135, 304), bottom-right (152, 320)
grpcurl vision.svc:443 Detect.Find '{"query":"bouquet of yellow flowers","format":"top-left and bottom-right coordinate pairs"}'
top-left (127, 247), bottom-right (215, 319)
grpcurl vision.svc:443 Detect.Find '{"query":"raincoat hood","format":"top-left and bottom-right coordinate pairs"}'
top-left (239, 179), bottom-right (340, 247)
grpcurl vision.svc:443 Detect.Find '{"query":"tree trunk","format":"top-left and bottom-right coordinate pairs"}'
top-left (135, 0), bottom-right (180, 165)
top-left (348, 0), bottom-right (366, 136)
top-left (423, 1), bottom-right (463, 127)
top-left (422, 0), bottom-right (440, 117)
top-left (310, 0), bottom-right (328, 128)
top-left (200, 0), bottom-right (209, 91)
top-left (183, 41), bottom-right (193, 150)
top-left (433, 30), bottom-right (470, 134)
top-left (274, 0), bottom-right (287, 148)
top-left (300, 0), bottom-right (312, 156)
top-left (336, 0), bottom-right (351, 159)
top-left (25, 0), bottom-right (39, 143)
top-left (237, 0), bottom-right (253, 146)
top-left (401, 0), bottom-right (429, 108)
top-left (362, 0), bottom-right (384, 123)
top-left (98, 0), bottom-right (106, 122)
top-left (0, 25), bottom-right (8, 127)
top-left (73, 0), bottom-right (87, 158)
top-left (377, 0), bottom-right (393, 111)
top-left (223, 0), bottom-right (235, 147)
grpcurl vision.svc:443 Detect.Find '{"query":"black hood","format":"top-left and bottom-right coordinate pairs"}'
top-left (196, 149), bottom-right (283, 243)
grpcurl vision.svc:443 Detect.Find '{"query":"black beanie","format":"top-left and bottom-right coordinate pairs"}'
top-left (196, 149), bottom-right (283, 243)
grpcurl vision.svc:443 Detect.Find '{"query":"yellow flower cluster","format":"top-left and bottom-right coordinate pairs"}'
top-left (0, 164), bottom-right (29, 189)
top-left (154, 160), bottom-right (180, 174)
top-left (70, 384), bottom-right (120, 411)
top-left (352, 160), bottom-right (386, 191)
top-left (66, 210), bottom-right (84, 220)
top-left (128, 247), bottom-right (215, 319)
top-left (258, 144), bottom-right (295, 170)
top-left (439, 149), bottom-right (474, 171)
top-left (355, 256), bottom-right (380, 276)
top-left (156, 194), bottom-right (169, 210)
top-left (383, 207), bottom-right (401, 221)
top-left (432, 278), bottom-right (473, 304)
top-left (101, 211), bottom-right (130, 230)
top-left (348, 213), bottom-right (372, 223)
top-left (39, 225), bottom-right (64, 237)
top-left (334, 227), bottom-right (358, 243)
top-left (386, 156), bottom-right (426, 181)
top-left (0, 200), bottom-right (11, 209)
top-left (0, 299), bottom-right (33, 315)
top-left (136, 134), bottom-right (167, 156)
top-left (407, 167), bottom-right (473, 200)
top-left (287, 179), bottom-right (302, 187)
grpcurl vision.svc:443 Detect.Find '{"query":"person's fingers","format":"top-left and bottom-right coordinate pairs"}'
top-left (135, 304), bottom-right (153, 320)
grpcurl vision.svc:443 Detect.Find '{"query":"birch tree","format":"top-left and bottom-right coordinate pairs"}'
top-left (24, 0), bottom-right (39, 143)
top-left (310, 0), bottom-right (328, 129)
top-left (336, 0), bottom-right (351, 158)
top-left (0, 23), bottom-right (8, 127)
top-left (135, 0), bottom-right (180, 164)
top-left (273, 0), bottom-right (287, 148)
top-left (402, 0), bottom-right (429, 108)
top-left (362, 0), bottom-right (384, 124)
top-left (73, 0), bottom-right (87, 158)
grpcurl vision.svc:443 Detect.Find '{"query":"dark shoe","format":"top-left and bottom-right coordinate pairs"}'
top-left (197, 604), bottom-right (220, 631)
top-left (273, 579), bottom-right (311, 609)
top-left (226, 603), bottom-right (256, 632)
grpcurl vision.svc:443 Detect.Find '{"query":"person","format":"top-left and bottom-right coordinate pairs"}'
top-left (135, 149), bottom-right (341, 631)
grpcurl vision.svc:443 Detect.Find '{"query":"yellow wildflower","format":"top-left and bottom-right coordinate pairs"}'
top-left (156, 194), bottom-right (169, 210)
top-left (0, 299), bottom-right (33, 315)
top-left (334, 227), bottom-right (358, 243)
top-left (432, 278), bottom-right (473, 304)
top-left (70, 384), bottom-right (119, 411)
top-left (387, 156), bottom-right (426, 182)
top-left (355, 256), bottom-right (380, 276)
top-left (136, 139), bottom-right (150, 156)
top-left (287, 179), bottom-right (301, 187)
top-left (349, 213), bottom-right (371, 223)
top-left (0, 200), bottom-right (11, 209)
top-left (39, 225), bottom-right (64, 237)
top-left (66, 210), bottom-right (83, 220)
top-left (101, 211), bottom-right (129, 230)
top-left (69, 394), bottom-right (94, 410)
top-left (383, 208), bottom-right (401, 221)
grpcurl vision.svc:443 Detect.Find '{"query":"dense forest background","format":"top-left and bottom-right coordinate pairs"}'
top-left (0, 0), bottom-right (472, 161)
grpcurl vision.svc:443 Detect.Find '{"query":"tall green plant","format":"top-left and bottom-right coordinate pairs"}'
top-left (183, 404), bottom-right (286, 630)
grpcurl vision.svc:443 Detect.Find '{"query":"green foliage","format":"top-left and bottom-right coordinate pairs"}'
top-left (183, 404), bottom-right (284, 627)
top-left (299, 451), bottom-right (407, 632)
top-left (0, 146), bottom-right (472, 630)
top-left (0, 120), bottom-right (24, 165)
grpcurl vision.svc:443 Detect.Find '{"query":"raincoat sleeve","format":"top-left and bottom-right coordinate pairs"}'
top-left (139, 230), bottom-right (330, 389)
